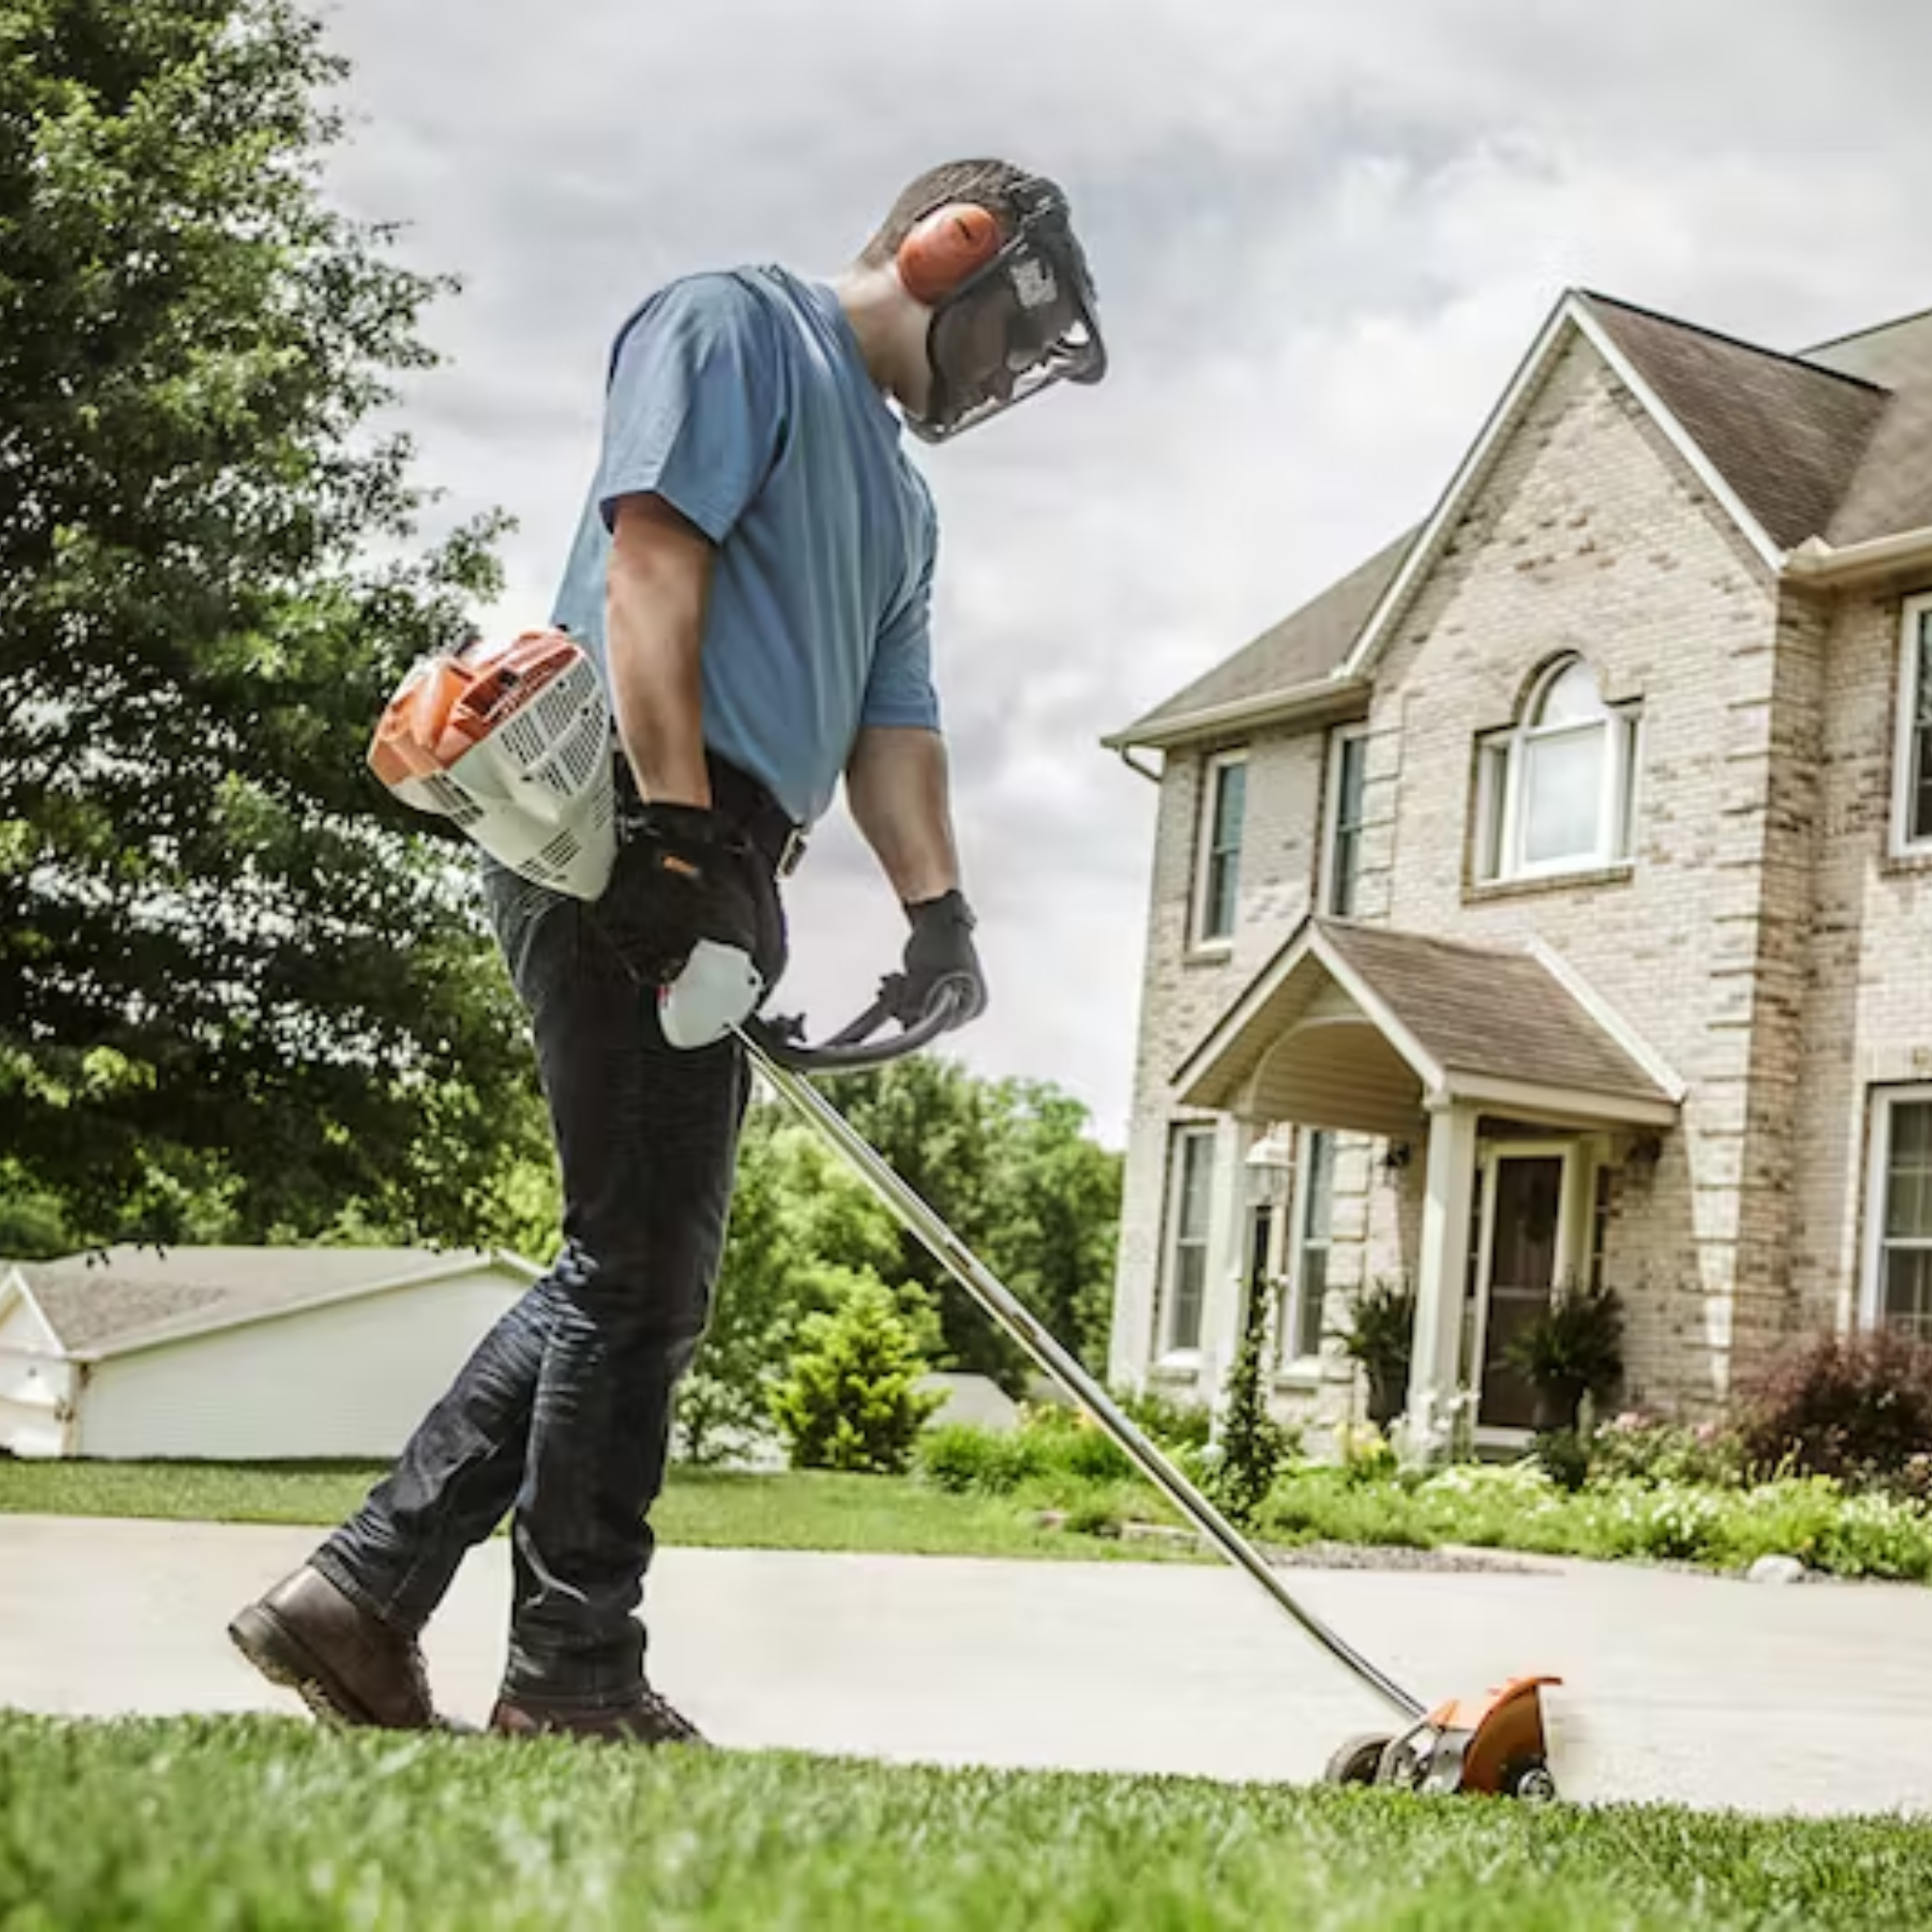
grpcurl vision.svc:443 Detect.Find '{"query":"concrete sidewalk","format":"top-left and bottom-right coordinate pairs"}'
top-left (3, 1513), bottom-right (1928, 1817)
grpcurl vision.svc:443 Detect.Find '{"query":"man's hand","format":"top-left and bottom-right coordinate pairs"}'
top-left (892, 889), bottom-right (987, 1030)
top-left (596, 801), bottom-right (760, 989)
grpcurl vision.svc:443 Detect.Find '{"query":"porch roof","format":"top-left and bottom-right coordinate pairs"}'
top-left (1173, 919), bottom-right (1684, 1136)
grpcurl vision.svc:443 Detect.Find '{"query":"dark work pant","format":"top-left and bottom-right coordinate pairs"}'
top-left (313, 835), bottom-right (777, 1711)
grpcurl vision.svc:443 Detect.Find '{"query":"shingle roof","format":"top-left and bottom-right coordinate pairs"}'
top-left (1315, 922), bottom-right (1670, 1105)
top-left (1578, 292), bottom-right (1890, 553)
top-left (1801, 307), bottom-right (1932, 546)
top-left (12, 1246), bottom-right (516, 1357)
top-left (1110, 526), bottom-right (1415, 744)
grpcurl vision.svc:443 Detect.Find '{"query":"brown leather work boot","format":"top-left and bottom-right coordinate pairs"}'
top-left (489, 1686), bottom-right (709, 1747)
top-left (229, 1564), bottom-right (441, 1730)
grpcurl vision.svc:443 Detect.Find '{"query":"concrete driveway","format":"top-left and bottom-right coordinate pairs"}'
top-left (2, 1513), bottom-right (1927, 1818)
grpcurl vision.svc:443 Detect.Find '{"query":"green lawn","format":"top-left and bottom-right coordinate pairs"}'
top-left (0, 1458), bottom-right (1197, 1564)
top-left (2, 1714), bottom-right (1924, 1931)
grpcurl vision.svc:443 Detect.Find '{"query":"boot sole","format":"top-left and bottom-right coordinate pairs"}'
top-left (228, 1602), bottom-right (382, 1729)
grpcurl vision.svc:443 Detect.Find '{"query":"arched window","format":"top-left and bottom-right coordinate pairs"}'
top-left (1475, 658), bottom-right (1639, 882)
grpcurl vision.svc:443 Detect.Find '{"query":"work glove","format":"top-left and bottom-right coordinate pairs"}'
top-left (595, 799), bottom-right (762, 990)
top-left (891, 888), bottom-right (987, 1031)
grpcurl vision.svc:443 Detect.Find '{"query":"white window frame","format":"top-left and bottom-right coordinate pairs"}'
top-left (1892, 595), bottom-right (1932, 859)
top-left (1474, 658), bottom-right (1640, 886)
top-left (1278, 1127), bottom-right (1337, 1370)
top-left (1160, 1124), bottom-right (1218, 1359)
top-left (1320, 726), bottom-right (1370, 917)
top-left (1191, 750), bottom-right (1248, 950)
top-left (1861, 1086), bottom-right (1932, 1335)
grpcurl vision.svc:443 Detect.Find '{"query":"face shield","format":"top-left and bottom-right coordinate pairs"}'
top-left (908, 183), bottom-right (1107, 444)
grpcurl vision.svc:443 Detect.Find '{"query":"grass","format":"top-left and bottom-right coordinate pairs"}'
top-left (0, 1459), bottom-right (1199, 1564)
top-left (2, 1714), bottom-right (1928, 1931)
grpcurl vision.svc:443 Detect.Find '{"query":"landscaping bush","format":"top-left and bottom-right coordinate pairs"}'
top-left (1112, 1385), bottom-right (1213, 1453)
top-left (768, 1272), bottom-right (945, 1476)
top-left (916, 1424), bottom-right (1049, 1495)
top-left (1736, 1328), bottom-right (1932, 1489)
top-left (1017, 1402), bottom-right (1137, 1484)
top-left (1585, 1411), bottom-right (1746, 1490)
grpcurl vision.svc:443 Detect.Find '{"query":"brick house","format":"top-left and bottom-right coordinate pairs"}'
top-left (1103, 288), bottom-right (1932, 1451)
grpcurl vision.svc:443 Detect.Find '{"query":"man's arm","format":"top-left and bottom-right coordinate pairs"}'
top-left (845, 724), bottom-right (960, 904)
top-left (607, 493), bottom-right (715, 810)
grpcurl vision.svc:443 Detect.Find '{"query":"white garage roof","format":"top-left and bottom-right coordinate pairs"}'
top-left (8, 1245), bottom-right (543, 1361)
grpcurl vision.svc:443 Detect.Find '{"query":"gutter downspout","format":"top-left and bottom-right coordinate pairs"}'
top-left (1114, 746), bottom-right (1161, 784)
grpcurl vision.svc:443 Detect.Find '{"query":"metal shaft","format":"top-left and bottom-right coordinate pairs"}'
top-left (746, 1036), bottom-right (1428, 1724)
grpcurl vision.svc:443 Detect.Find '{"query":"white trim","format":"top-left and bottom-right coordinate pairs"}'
top-left (1319, 725), bottom-right (1371, 917)
top-left (1340, 297), bottom-right (1578, 683)
top-left (1568, 304), bottom-right (1785, 575)
top-left (1476, 659), bottom-right (1641, 886)
top-left (1102, 676), bottom-right (1370, 754)
top-left (0, 1269), bottom-right (67, 1360)
top-left (1862, 1087), bottom-right (1932, 1331)
top-left (1524, 940), bottom-right (1689, 1103)
top-left (1785, 526), bottom-right (1932, 584)
top-left (1471, 1142), bottom-right (1580, 1429)
top-left (1159, 1123), bottom-right (1218, 1357)
top-left (1340, 293), bottom-right (1787, 686)
top-left (1446, 1072), bottom-right (1679, 1130)
top-left (1279, 1125), bottom-right (1336, 1369)
top-left (1891, 595), bottom-right (1932, 859)
top-left (1190, 749), bottom-right (1249, 949)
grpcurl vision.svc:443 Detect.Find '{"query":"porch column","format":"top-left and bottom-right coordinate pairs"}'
top-left (1408, 1099), bottom-right (1477, 1432)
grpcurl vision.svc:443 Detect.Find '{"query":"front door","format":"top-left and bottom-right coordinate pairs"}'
top-left (1478, 1153), bottom-right (1566, 1430)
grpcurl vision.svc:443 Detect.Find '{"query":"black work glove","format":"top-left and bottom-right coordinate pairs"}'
top-left (891, 889), bottom-right (987, 1031)
top-left (595, 799), bottom-right (761, 990)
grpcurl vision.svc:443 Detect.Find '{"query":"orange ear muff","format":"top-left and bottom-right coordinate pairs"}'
top-left (897, 203), bottom-right (1003, 306)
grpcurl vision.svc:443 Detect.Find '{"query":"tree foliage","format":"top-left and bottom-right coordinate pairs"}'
top-left (826, 1060), bottom-right (1123, 1391)
top-left (0, 0), bottom-right (540, 1245)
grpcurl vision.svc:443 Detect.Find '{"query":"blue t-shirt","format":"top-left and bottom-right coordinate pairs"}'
top-left (551, 265), bottom-right (940, 827)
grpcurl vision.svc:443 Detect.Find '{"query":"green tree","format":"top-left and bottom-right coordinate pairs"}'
top-left (0, 0), bottom-right (538, 1245)
top-left (828, 1060), bottom-right (1122, 1391)
top-left (674, 1105), bottom-right (906, 1464)
top-left (767, 1268), bottom-right (946, 1476)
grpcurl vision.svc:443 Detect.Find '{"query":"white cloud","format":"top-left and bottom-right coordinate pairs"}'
top-left (314, 0), bottom-right (1931, 1143)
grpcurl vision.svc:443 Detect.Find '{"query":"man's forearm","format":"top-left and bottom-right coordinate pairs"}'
top-left (846, 725), bottom-right (960, 904)
top-left (606, 497), bottom-right (714, 809)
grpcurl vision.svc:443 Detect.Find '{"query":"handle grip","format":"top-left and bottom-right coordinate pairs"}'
top-left (743, 976), bottom-right (970, 1073)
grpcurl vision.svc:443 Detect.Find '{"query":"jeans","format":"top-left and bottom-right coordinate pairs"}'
top-left (313, 781), bottom-right (786, 1712)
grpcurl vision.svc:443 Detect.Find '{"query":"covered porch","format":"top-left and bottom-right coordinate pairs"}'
top-left (1174, 918), bottom-right (1683, 1442)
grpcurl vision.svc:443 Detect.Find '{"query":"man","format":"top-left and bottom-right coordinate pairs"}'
top-left (228, 158), bottom-right (1106, 1744)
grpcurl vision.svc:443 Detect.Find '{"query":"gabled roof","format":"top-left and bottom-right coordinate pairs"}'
top-left (1109, 287), bottom-right (1932, 752)
top-left (1803, 306), bottom-right (1932, 547)
top-left (1175, 918), bottom-right (1682, 1131)
top-left (1577, 293), bottom-right (1889, 553)
top-left (1103, 528), bottom-right (1414, 751)
top-left (7, 1245), bottom-right (542, 1359)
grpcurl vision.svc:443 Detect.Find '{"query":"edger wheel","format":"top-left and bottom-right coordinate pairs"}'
top-left (1322, 1733), bottom-right (1394, 1786)
top-left (1500, 1753), bottom-right (1558, 1803)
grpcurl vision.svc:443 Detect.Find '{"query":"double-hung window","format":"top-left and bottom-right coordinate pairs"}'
top-left (1894, 596), bottom-right (1932, 856)
top-left (1474, 658), bottom-right (1640, 884)
top-left (1162, 1125), bottom-right (1217, 1353)
top-left (1281, 1128), bottom-right (1336, 1365)
top-left (1322, 728), bottom-right (1369, 917)
top-left (1869, 1090), bottom-right (1932, 1340)
top-left (1193, 752), bottom-right (1247, 947)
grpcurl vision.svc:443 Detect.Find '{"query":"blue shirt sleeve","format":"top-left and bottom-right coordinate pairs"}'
top-left (594, 274), bottom-right (783, 545)
top-left (862, 486), bottom-right (942, 732)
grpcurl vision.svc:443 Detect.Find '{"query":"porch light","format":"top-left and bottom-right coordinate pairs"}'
top-left (1245, 1125), bottom-right (1294, 1208)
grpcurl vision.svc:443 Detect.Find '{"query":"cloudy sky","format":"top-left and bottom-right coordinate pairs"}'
top-left (315, 0), bottom-right (1930, 1144)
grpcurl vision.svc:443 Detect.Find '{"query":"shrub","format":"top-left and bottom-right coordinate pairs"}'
top-left (1112, 1386), bottom-right (1213, 1453)
top-left (1736, 1328), bottom-right (1932, 1487)
top-left (1209, 1317), bottom-right (1296, 1528)
top-left (917, 1424), bottom-right (1047, 1495)
top-left (768, 1271), bottom-right (945, 1475)
top-left (1531, 1428), bottom-right (1592, 1493)
top-left (1586, 1411), bottom-right (1746, 1490)
top-left (1019, 1402), bottom-right (1137, 1484)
